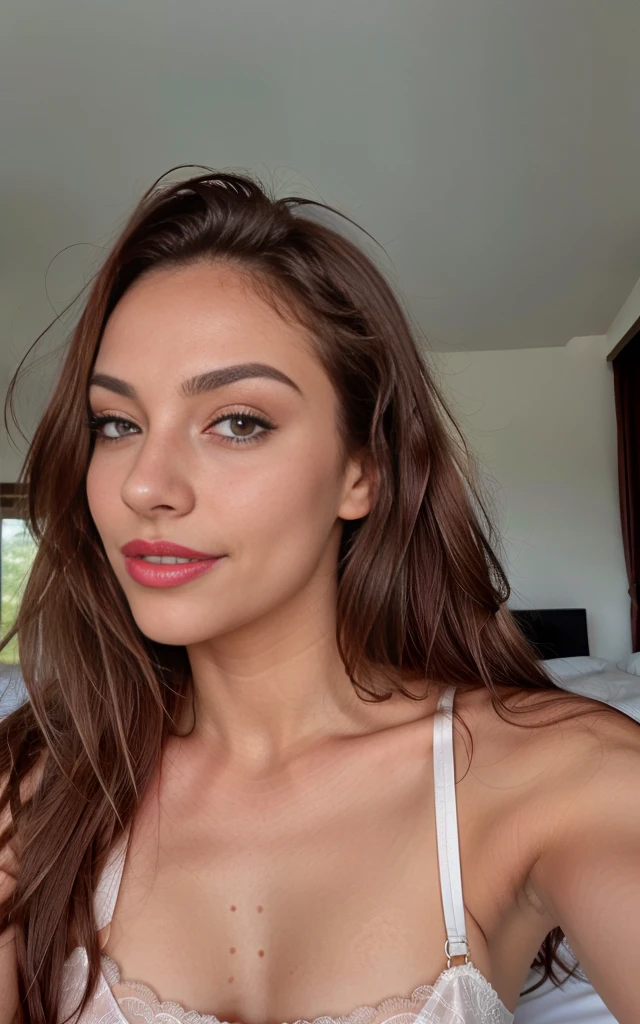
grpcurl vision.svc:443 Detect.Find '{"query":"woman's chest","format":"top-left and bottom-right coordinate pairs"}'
top-left (95, 740), bottom-right (535, 1024)
top-left (101, 786), bottom-right (445, 1021)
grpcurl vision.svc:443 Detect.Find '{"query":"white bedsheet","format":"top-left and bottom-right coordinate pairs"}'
top-left (552, 665), bottom-right (640, 722)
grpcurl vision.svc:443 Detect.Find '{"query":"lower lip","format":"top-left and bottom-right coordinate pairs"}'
top-left (124, 555), bottom-right (224, 588)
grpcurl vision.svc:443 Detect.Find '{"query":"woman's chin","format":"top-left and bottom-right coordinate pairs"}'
top-left (131, 614), bottom-right (219, 648)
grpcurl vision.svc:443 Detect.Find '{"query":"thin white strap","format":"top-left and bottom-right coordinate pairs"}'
top-left (93, 825), bottom-right (130, 930)
top-left (433, 685), bottom-right (469, 961)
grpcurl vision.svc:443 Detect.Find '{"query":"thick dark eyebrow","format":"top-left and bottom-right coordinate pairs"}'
top-left (88, 362), bottom-right (303, 401)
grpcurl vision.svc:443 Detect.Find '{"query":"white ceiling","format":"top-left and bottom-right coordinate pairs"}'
top-left (2, 0), bottom-right (640, 359)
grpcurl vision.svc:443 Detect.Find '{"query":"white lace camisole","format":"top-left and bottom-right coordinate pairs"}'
top-left (58, 684), bottom-right (514, 1024)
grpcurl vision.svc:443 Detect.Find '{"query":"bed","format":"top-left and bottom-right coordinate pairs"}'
top-left (510, 606), bottom-right (640, 723)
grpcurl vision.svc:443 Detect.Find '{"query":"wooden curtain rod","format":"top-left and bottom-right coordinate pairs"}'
top-left (0, 482), bottom-right (28, 517)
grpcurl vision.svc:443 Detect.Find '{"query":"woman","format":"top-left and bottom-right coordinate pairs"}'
top-left (1, 167), bottom-right (638, 1024)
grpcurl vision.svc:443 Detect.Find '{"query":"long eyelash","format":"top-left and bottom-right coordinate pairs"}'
top-left (86, 410), bottom-right (275, 445)
top-left (206, 409), bottom-right (275, 445)
top-left (87, 414), bottom-right (135, 442)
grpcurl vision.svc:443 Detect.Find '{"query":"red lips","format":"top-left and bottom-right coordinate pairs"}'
top-left (121, 539), bottom-right (220, 559)
top-left (120, 538), bottom-right (225, 589)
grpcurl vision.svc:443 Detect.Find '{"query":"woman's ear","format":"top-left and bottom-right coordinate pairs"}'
top-left (339, 452), bottom-right (379, 521)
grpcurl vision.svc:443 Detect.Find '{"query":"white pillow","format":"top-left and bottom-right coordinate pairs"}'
top-left (617, 652), bottom-right (640, 677)
top-left (543, 655), bottom-right (609, 681)
top-left (551, 669), bottom-right (640, 725)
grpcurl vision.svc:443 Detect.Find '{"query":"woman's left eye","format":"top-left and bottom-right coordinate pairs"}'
top-left (206, 411), bottom-right (274, 445)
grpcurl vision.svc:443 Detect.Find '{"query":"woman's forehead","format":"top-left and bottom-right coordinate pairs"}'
top-left (94, 265), bottom-right (331, 404)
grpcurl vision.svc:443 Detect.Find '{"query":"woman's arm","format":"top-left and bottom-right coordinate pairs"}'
top-left (528, 711), bottom-right (640, 1024)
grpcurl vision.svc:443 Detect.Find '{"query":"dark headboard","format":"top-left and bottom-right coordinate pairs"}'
top-left (510, 608), bottom-right (589, 659)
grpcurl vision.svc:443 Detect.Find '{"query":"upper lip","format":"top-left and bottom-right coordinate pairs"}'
top-left (121, 539), bottom-right (222, 559)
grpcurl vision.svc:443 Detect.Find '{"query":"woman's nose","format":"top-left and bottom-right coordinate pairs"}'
top-left (120, 435), bottom-right (196, 518)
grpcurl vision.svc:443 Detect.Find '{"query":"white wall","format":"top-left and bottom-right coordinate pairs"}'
top-left (431, 335), bottom-right (631, 663)
top-left (1, 345), bottom-right (56, 481)
top-left (1, 260), bottom-right (72, 482)
top-left (1, 361), bottom-right (25, 481)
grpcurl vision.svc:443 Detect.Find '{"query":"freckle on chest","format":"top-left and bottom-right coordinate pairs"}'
top-left (228, 904), bottom-right (267, 959)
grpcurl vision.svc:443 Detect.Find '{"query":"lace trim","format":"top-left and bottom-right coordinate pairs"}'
top-left (101, 953), bottom-right (509, 1024)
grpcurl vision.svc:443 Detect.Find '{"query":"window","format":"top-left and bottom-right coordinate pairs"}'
top-left (1, 484), bottom-right (36, 667)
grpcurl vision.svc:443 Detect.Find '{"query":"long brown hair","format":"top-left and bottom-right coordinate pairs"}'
top-left (1, 165), bottom-right (608, 1021)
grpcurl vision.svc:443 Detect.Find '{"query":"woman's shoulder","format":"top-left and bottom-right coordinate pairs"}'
top-left (449, 682), bottom-right (640, 930)
top-left (457, 681), bottom-right (640, 818)
top-left (460, 679), bottom-right (640, 744)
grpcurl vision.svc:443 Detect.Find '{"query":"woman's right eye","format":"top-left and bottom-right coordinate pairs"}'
top-left (88, 415), bottom-right (138, 442)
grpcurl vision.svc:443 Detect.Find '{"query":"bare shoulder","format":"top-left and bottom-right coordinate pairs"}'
top-left (457, 681), bottom-right (640, 763)
top-left (454, 682), bottom-right (640, 830)
top-left (495, 688), bottom-right (640, 1019)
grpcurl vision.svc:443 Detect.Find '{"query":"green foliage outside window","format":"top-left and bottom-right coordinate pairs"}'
top-left (1, 519), bottom-right (38, 665)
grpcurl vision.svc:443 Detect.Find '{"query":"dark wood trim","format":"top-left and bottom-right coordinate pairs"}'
top-left (607, 312), bottom-right (640, 362)
top-left (0, 483), bottom-right (28, 518)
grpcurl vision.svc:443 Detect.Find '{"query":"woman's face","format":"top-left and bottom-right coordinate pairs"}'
top-left (86, 262), bottom-right (374, 648)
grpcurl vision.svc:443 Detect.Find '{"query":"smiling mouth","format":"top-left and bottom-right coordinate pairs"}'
top-left (123, 552), bottom-right (224, 588)
top-left (120, 538), bottom-right (223, 560)
top-left (134, 555), bottom-right (211, 564)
